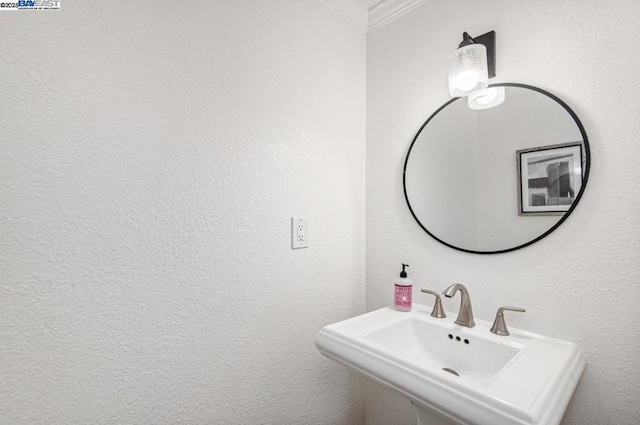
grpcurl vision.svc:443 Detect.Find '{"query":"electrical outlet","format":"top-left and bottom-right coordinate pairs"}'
top-left (291, 217), bottom-right (308, 249)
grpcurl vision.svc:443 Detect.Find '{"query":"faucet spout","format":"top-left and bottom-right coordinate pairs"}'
top-left (443, 283), bottom-right (475, 328)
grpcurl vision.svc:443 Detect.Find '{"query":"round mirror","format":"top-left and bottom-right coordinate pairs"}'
top-left (403, 83), bottom-right (590, 254)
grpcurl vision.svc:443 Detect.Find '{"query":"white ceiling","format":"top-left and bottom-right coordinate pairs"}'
top-left (366, 0), bottom-right (385, 9)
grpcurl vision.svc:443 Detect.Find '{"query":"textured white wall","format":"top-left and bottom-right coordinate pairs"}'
top-left (0, 1), bottom-right (366, 423)
top-left (366, 0), bottom-right (640, 424)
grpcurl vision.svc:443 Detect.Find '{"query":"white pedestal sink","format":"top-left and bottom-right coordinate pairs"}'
top-left (315, 304), bottom-right (585, 425)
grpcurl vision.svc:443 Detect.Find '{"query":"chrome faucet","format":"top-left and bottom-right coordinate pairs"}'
top-left (442, 283), bottom-right (475, 328)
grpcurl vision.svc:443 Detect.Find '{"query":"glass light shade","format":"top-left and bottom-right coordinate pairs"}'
top-left (448, 43), bottom-right (489, 97)
top-left (468, 86), bottom-right (506, 110)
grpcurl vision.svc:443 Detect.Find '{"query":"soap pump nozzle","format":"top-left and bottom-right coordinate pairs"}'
top-left (400, 263), bottom-right (409, 278)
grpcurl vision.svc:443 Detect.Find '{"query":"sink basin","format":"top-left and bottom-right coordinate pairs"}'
top-left (315, 304), bottom-right (585, 425)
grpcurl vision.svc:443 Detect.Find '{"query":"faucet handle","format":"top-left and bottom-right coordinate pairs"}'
top-left (420, 289), bottom-right (446, 318)
top-left (490, 306), bottom-right (526, 336)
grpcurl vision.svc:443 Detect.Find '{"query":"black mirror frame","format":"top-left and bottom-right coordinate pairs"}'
top-left (402, 83), bottom-right (591, 255)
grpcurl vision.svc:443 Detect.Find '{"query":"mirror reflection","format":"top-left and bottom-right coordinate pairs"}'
top-left (403, 84), bottom-right (590, 254)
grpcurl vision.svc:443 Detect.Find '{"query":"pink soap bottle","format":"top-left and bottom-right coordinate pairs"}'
top-left (394, 263), bottom-right (412, 312)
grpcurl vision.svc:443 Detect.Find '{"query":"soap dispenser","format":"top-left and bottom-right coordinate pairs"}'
top-left (394, 263), bottom-right (413, 312)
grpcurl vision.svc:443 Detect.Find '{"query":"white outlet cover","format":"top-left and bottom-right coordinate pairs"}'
top-left (291, 217), bottom-right (309, 249)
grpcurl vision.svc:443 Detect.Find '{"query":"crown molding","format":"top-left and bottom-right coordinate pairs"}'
top-left (368, 0), bottom-right (429, 33)
top-left (316, 0), bottom-right (428, 33)
top-left (316, 0), bottom-right (368, 33)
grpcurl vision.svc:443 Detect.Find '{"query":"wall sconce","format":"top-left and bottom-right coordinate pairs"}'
top-left (448, 31), bottom-right (496, 98)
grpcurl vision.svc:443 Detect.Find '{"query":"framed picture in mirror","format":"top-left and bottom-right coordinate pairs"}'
top-left (517, 142), bottom-right (583, 216)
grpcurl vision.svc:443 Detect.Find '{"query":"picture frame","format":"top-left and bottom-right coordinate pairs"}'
top-left (516, 142), bottom-right (584, 216)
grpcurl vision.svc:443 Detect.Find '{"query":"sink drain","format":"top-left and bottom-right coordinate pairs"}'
top-left (442, 368), bottom-right (459, 377)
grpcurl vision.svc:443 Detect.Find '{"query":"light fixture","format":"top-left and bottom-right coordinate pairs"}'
top-left (468, 86), bottom-right (505, 110)
top-left (448, 31), bottom-right (496, 98)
